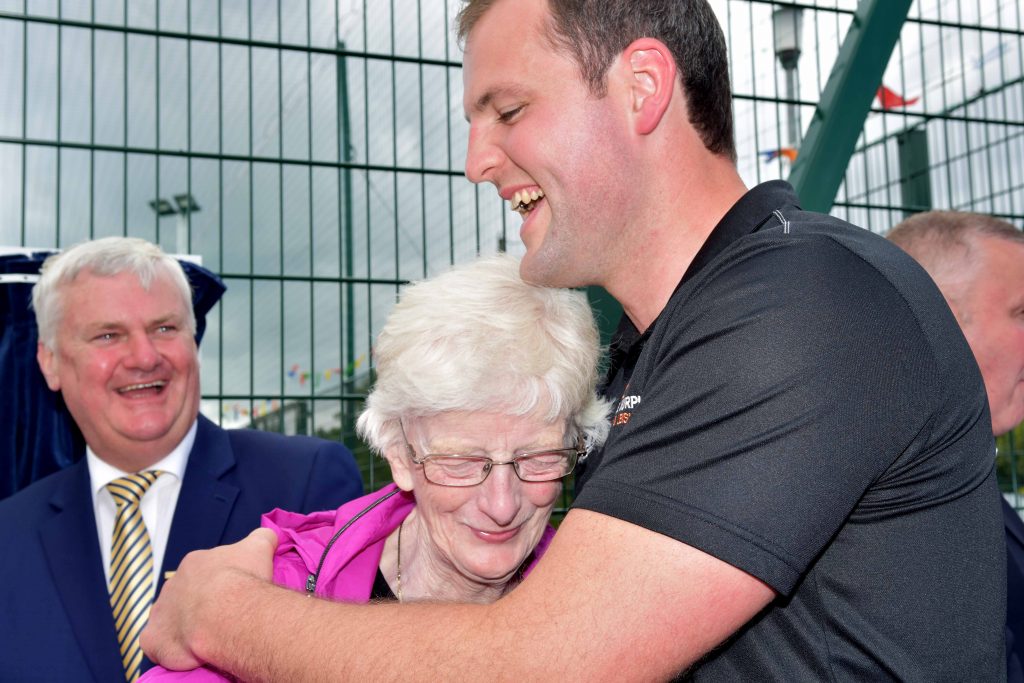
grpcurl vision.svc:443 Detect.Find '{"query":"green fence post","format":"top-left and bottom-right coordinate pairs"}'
top-left (788, 0), bottom-right (913, 213)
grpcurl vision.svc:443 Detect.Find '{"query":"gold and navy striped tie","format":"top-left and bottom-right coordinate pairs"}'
top-left (107, 470), bottom-right (162, 682)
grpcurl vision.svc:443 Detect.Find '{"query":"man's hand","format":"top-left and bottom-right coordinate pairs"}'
top-left (141, 528), bottom-right (279, 670)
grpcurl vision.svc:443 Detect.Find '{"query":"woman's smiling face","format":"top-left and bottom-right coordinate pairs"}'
top-left (391, 411), bottom-right (565, 587)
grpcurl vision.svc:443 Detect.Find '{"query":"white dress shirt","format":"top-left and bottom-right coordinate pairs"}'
top-left (88, 419), bottom-right (197, 588)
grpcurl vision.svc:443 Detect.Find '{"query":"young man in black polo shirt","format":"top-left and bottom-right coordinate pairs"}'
top-left (142, 0), bottom-right (1005, 678)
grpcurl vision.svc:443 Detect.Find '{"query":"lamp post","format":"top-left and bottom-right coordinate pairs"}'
top-left (773, 5), bottom-right (804, 148)
top-left (149, 193), bottom-right (201, 254)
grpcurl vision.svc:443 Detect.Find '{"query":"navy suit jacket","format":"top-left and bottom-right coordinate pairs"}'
top-left (0, 415), bottom-right (362, 683)
top-left (1006, 498), bottom-right (1024, 683)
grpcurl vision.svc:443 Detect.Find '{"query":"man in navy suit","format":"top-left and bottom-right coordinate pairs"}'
top-left (0, 237), bottom-right (362, 682)
top-left (890, 211), bottom-right (1024, 681)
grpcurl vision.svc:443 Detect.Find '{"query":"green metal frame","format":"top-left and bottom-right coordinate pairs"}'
top-left (896, 127), bottom-right (932, 217)
top-left (788, 0), bottom-right (913, 213)
top-left (586, 286), bottom-right (623, 350)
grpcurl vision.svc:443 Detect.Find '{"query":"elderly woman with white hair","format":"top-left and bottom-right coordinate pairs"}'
top-left (141, 253), bottom-right (609, 681)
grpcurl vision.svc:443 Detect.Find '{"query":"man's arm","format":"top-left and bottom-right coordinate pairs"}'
top-left (143, 508), bottom-right (775, 681)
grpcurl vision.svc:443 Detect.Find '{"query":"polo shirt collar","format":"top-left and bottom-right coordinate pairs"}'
top-left (680, 180), bottom-right (801, 290)
top-left (606, 180), bottom-right (802, 362)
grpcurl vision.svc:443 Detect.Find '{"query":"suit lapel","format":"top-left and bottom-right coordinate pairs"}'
top-left (39, 460), bottom-right (126, 683)
top-left (161, 415), bottom-right (239, 592)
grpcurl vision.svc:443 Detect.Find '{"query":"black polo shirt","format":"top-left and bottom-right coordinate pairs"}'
top-left (574, 181), bottom-right (1005, 680)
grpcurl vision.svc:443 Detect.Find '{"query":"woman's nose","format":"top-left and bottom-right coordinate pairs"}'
top-left (478, 463), bottom-right (521, 527)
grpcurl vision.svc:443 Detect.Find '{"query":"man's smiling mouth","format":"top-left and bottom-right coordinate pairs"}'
top-left (117, 380), bottom-right (167, 394)
top-left (511, 189), bottom-right (545, 217)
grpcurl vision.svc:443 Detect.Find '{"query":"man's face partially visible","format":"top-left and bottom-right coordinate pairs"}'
top-left (37, 269), bottom-right (201, 470)
top-left (461, 0), bottom-right (632, 289)
top-left (958, 236), bottom-right (1024, 436)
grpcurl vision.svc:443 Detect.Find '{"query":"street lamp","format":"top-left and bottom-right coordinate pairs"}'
top-left (149, 193), bottom-right (201, 254)
top-left (773, 5), bottom-right (804, 148)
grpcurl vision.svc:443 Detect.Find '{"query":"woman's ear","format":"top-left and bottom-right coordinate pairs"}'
top-left (384, 444), bottom-right (416, 492)
top-left (623, 38), bottom-right (677, 135)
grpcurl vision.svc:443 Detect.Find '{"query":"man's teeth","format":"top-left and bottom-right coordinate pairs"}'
top-left (118, 381), bottom-right (166, 393)
top-left (511, 189), bottom-right (544, 214)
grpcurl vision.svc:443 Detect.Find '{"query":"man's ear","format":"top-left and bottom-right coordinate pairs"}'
top-left (384, 444), bottom-right (415, 492)
top-left (623, 38), bottom-right (677, 135)
top-left (37, 342), bottom-right (62, 392)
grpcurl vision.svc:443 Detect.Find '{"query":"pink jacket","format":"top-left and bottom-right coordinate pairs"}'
top-left (141, 484), bottom-right (555, 681)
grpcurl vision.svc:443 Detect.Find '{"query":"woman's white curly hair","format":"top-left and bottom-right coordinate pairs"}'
top-left (356, 253), bottom-right (611, 455)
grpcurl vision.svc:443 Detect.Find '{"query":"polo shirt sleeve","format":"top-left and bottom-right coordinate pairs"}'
top-left (572, 233), bottom-right (968, 595)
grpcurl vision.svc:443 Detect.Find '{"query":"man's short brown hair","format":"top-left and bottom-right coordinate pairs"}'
top-left (456, 0), bottom-right (736, 161)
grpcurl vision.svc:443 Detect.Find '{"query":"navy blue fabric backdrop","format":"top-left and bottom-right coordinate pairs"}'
top-left (0, 252), bottom-right (225, 499)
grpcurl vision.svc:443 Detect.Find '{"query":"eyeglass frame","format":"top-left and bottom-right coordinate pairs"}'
top-left (398, 420), bottom-right (588, 488)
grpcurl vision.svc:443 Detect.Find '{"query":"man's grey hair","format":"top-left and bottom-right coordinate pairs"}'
top-left (887, 210), bottom-right (1024, 314)
top-left (356, 253), bottom-right (611, 455)
top-left (32, 236), bottom-right (196, 349)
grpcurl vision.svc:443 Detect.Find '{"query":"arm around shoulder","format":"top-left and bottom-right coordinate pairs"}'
top-left (146, 510), bottom-right (774, 681)
top-left (483, 508), bottom-right (777, 679)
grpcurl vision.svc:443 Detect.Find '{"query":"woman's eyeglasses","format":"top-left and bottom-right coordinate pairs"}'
top-left (402, 429), bottom-right (585, 487)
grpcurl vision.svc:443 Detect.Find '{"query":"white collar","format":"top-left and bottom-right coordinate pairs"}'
top-left (87, 419), bottom-right (198, 495)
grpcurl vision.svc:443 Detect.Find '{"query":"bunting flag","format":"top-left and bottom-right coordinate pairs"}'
top-left (876, 85), bottom-right (919, 110)
top-left (760, 147), bottom-right (798, 164)
top-left (219, 357), bottom-right (371, 419)
top-left (221, 399), bottom-right (281, 419)
top-left (345, 355), bottom-right (365, 377)
top-left (285, 354), bottom-right (368, 387)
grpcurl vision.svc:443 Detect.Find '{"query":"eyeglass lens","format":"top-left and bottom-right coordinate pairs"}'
top-left (421, 450), bottom-right (576, 486)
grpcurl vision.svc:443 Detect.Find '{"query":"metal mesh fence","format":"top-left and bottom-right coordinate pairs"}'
top-left (1, 0), bottom-right (1022, 511)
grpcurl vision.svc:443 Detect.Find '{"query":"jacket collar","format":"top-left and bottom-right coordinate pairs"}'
top-left (42, 461), bottom-right (126, 683)
top-left (160, 415), bottom-right (240, 587)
